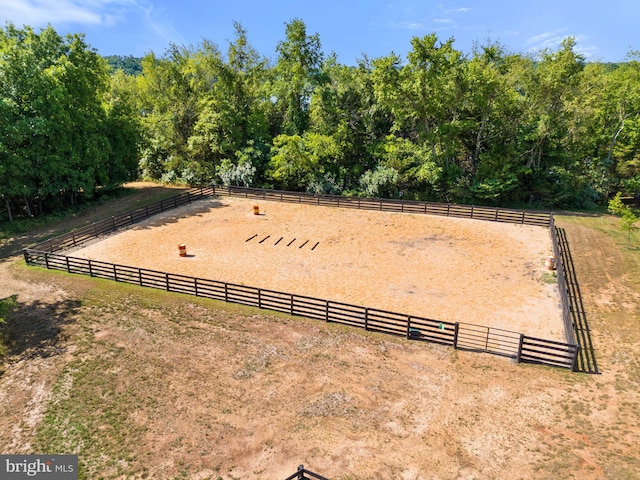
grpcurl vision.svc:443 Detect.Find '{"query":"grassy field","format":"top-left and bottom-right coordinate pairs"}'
top-left (1, 183), bottom-right (639, 479)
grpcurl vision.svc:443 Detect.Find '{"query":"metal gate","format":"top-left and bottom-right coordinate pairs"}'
top-left (455, 323), bottom-right (522, 359)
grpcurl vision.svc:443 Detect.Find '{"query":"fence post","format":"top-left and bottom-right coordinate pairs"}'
top-left (485, 326), bottom-right (490, 351)
top-left (571, 344), bottom-right (580, 372)
top-left (88, 259), bottom-right (93, 277)
top-left (258, 289), bottom-right (262, 309)
top-left (224, 283), bottom-right (228, 302)
top-left (44, 252), bottom-right (49, 269)
top-left (406, 316), bottom-right (411, 339)
top-left (326, 300), bottom-right (330, 322)
top-left (364, 308), bottom-right (369, 331)
top-left (194, 278), bottom-right (199, 297)
top-left (290, 294), bottom-right (294, 315)
top-left (165, 272), bottom-right (170, 291)
top-left (139, 268), bottom-right (143, 286)
top-left (66, 256), bottom-right (71, 274)
top-left (453, 322), bottom-right (460, 348)
top-left (113, 264), bottom-right (118, 282)
top-left (72, 233), bottom-right (76, 246)
top-left (112, 216), bottom-right (116, 231)
top-left (516, 334), bottom-right (525, 363)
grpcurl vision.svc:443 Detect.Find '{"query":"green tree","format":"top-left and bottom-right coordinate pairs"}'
top-left (267, 132), bottom-right (339, 191)
top-left (0, 24), bottom-right (129, 219)
top-left (608, 192), bottom-right (627, 216)
top-left (371, 34), bottom-right (465, 200)
top-left (271, 19), bottom-right (324, 136)
top-left (621, 209), bottom-right (638, 245)
top-left (309, 57), bottom-right (393, 191)
top-left (518, 38), bottom-right (587, 206)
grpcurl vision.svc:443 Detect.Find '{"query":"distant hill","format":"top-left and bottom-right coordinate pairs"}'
top-left (104, 55), bottom-right (143, 75)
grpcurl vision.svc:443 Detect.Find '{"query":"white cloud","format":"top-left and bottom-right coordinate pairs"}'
top-left (0, 0), bottom-right (140, 27)
top-left (443, 6), bottom-right (472, 14)
top-left (0, 0), bottom-right (183, 52)
top-left (140, 3), bottom-right (184, 45)
top-left (526, 30), bottom-right (597, 58)
top-left (433, 18), bottom-right (454, 24)
top-left (389, 21), bottom-right (425, 30)
top-left (527, 29), bottom-right (565, 46)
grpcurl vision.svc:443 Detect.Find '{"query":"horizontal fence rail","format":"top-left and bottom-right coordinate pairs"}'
top-left (212, 185), bottom-right (553, 227)
top-left (549, 217), bottom-right (577, 347)
top-left (30, 184), bottom-right (552, 254)
top-left (23, 249), bottom-right (579, 370)
top-left (31, 186), bottom-right (216, 253)
top-left (520, 336), bottom-right (580, 370)
top-left (23, 184), bottom-right (579, 371)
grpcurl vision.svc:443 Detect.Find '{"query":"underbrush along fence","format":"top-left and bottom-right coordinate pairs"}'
top-left (22, 185), bottom-right (580, 371)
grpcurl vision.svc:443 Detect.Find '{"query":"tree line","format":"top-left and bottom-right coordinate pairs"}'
top-left (0, 24), bottom-right (140, 221)
top-left (2, 20), bottom-right (640, 221)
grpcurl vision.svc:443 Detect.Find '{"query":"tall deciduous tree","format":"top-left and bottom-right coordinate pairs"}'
top-left (0, 23), bottom-right (137, 220)
top-left (272, 19), bottom-right (324, 136)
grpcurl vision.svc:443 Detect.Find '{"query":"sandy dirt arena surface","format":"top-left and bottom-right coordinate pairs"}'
top-left (72, 196), bottom-right (564, 341)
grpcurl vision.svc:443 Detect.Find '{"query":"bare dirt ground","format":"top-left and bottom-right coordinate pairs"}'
top-left (72, 196), bottom-right (564, 340)
top-left (1, 183), bottom-right (639, 479)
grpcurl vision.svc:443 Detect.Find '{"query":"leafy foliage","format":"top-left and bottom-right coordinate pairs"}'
top-left (4, 21), bottom-right (640, 213)
top-left (0, 24), bottom-right (141, 221)
top-left (104, 55), bottom-right (143, 75)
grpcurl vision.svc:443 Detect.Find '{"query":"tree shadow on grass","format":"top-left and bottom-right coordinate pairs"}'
top-left (1, 295), bottom-right (81, 369)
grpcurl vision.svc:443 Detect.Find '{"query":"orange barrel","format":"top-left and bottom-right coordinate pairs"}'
top-left (253, 205), bottom-right (259, 215)
top-left (545, 255), bottom-right (556, 270)
top-left (178, 244), bottom-right (187, 257)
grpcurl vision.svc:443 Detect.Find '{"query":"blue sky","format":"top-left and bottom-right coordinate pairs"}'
top-left (1, 0), bottom-right (638, 64)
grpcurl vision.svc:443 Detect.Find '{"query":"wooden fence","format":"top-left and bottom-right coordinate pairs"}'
top-left (23, 249), bottom-right (579, 370)
top-left (554, 225), bottom-right (598, 373)
top-left (283, 465), bottom-right (329, 480)
top-left (549, 217), bottom-right (578, 347)
top-left (23, 185), bottom-right (579, 371)
top-left (212, 185), bottom-right (553, 227)
top-left (30, 185), bottom-right (552, 254)
top-left (32, 186), bottom-right (217, 253)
